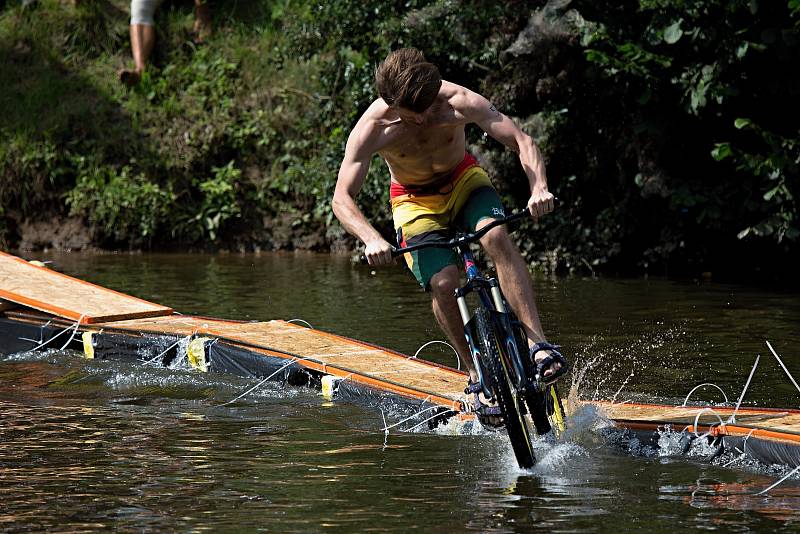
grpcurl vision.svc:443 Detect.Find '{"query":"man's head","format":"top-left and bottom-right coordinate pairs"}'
top-left (375, 48), bottom-right (442, 115)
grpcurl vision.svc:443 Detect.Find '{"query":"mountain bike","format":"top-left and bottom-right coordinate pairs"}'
top-left (392, 208), bottom-right (569, 468)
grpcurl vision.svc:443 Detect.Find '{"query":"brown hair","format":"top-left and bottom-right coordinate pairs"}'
top-left (375, 48), bottom-right (442, 113)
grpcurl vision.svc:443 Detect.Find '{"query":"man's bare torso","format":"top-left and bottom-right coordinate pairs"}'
top-left (364, 81), bottom-right (470, 186)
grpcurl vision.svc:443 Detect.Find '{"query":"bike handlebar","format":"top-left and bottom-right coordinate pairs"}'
top-left (391, 207), bottom-right (531, 256)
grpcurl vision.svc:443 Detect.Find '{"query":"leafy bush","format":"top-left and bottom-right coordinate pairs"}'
top-left (66, 162), bottom-right (174, 246)
top-left (174, 160), bottom-right (242, 242)
top-left (0, 0), bottom-right (797, 279)
top-left (714, 120), bottom-right (799, 244)
top-left (560, 0), bottom-right (800, 273)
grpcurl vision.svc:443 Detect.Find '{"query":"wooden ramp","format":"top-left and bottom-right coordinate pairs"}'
top-left (98, 315), bottom-right (469, 411)
top-left (596, 401), bottom-right (800, 445)
top-left (0, 251), bottom-right (172, 324)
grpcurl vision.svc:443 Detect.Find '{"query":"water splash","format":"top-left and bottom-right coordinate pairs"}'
top-left (531, 440), bottom-right (588, 473)
top-left (430, 398), bottom-right (613, 473)
top-left (566, 323), bottom-right (693, 410)
top-left (656, 425), bottom-right (692, 456)
top-left (432, 415), bottom-right (485, 436)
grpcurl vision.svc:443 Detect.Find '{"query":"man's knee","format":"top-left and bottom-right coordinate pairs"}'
top-left (429, 267), bottom-right (460, 301)
top-left (481, 225), bottom-right (515, 258)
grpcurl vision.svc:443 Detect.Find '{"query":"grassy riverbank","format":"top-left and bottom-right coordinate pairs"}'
top-left (1, 0), bottom-right (797, 280)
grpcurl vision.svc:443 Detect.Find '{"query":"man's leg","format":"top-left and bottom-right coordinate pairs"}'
top-left (430, 265), bottom-right (504, 425)
top-left (130, 23), bottom-right (156, 74)
top-left (429, 265), bottom-right (474, 379)
top-left (478, 222), bottom-right (560, 377)
top-left (121, 0), bottom-right (159, 86)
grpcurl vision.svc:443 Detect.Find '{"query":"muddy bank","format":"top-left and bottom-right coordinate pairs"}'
top-left (10, 213), bottom-right (355, 254)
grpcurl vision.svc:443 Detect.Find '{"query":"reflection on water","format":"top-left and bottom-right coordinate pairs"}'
top-left (681, 480), bottom-right (800, 522)
top-left (1, 251), bottom-right (800, 531)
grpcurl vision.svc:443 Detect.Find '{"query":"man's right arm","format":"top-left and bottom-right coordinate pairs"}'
top-left (332, 124), bottom-right (394, 266)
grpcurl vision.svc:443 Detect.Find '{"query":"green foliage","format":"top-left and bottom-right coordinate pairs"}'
top-left (716, 120), bottom-right (799, 243)
top-left (66, 162), bottom-right (174, 245)
top-left (0, 0), bottom-right (797, 278)
top-left (63, 0), bottom-right (127, 61)
top-left (178, 161), bottom-right (242, 242)
top-left (791, 0), bottom-right (800, 18)
top-left (0, 133), bottom-right (69, 214)
top-left (567, 0), bottom-right (800, 272)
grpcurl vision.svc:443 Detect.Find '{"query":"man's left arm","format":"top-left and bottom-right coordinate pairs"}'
top-left (468, 93), bottom-right (554, 219)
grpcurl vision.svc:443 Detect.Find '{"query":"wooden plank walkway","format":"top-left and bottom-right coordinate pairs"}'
top-left (596, 401), bottom-right (800, 445)
top-left (5, 249), bottom-right (800, 447)
top-left (99, 315), bottom-right (470, 410)
top-left (0, 251), bottom-right (172, 324)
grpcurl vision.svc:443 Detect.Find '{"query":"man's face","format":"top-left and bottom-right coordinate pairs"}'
top-left (395, 105), bottom-right (431, 126)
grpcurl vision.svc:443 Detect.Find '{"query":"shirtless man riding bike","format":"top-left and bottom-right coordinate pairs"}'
top-left (332, 48), bottom-right (563, 418)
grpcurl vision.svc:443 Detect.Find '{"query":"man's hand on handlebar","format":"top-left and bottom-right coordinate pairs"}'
top-left (527, 189), bottom-right (555, 219)
top-left (364, 238), bottom-right (394, 266)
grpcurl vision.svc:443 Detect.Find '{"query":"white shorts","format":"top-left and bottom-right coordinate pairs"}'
top-left (130, 0), bottom-right (163, 26)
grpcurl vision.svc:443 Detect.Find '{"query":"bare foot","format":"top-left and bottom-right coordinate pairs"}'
top-left (119, 69), bottom-right (141, 87)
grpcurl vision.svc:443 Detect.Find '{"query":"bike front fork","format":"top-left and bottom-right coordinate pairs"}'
top-left (455, 278), bottom-right (506, 324)
top-left (456, 279), bottom-right (507, 400)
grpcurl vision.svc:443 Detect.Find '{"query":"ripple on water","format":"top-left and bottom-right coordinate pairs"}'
top-left (3, 264), bottom-right (800, 531)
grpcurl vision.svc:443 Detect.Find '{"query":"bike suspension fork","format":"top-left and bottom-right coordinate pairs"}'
top-left (455, 288), bottom-right (491, 398)
top-left (456, 293), bottom-right (471, 326)
top-left (489, 279), bottom-right (506, 313)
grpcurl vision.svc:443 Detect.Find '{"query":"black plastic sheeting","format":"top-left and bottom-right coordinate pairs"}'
top-left (208, 340), bottom-right (451, 427)
top-left (724, 435), bottom-right (800, 466)
top-left (95, 332), bottom-right (180, 365)
top-left (207, 340), bottom-right (308, 384)
top-left (38, 325), bottom-right (456, 430)
top-left (0, 317), bottom-right (83, 355)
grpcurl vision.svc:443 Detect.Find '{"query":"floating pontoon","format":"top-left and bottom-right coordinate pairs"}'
top-left (1, 251), bottom-right (797, 465)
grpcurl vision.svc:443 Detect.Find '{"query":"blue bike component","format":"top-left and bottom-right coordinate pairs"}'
top-left (463, 250), bottom-right (480, 280)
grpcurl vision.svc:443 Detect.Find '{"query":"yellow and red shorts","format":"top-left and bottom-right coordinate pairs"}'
top-left (391, 152), bottom-right (505, 290)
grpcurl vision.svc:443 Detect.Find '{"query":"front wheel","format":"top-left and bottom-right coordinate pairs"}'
top-left (475, 308), bottom-right (536, 469)
top-left (506, 308), bottom-right (567, 438)
top-left (525, 383), bottom-right (567, 438)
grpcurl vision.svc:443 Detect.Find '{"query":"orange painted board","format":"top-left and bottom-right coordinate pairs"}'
top-left (0, 251), bottom-right (172, 324)
top-left (594, 400), bottom-right (800, 444)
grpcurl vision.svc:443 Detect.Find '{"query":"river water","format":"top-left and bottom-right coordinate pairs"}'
top-left (2, 251), bottom-right (799, 531)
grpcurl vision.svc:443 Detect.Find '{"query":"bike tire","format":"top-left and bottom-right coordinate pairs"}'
top-left (506, 307), bottom-right (567, 438)
top-left (525, 389), bottom-right (553, 436)
top-left (547, 383), bottom-right (567, 436)
top-left (506, 308), bottom-right (554, 437)
top-left (475, 308), bottom-right (536, 469)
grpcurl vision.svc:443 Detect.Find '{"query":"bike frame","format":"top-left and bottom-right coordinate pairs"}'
top-left (453, 242), bottom-right (530, 401)
top-left (391, 209), bottom-right (534, 400)
top-left (390, 209), bottom-right (566, 465)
